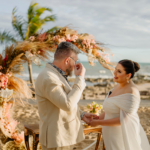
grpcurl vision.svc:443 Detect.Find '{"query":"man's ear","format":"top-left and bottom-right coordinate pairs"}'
top-left (64, 57), bottom-right (70, 65)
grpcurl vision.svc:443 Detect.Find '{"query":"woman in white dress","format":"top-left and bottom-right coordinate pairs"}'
top-left (90, 59), bottom-right (150, 150)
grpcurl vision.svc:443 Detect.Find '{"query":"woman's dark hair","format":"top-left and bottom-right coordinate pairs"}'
top-left (118, 59), bottom-right (140, 78)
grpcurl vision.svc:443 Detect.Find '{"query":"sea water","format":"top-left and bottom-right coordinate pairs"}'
top-left (15, 61), bottom-right (150, 81)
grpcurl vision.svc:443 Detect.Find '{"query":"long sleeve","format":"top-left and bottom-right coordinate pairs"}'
top-left (43, 76), bottom-right (86, 112)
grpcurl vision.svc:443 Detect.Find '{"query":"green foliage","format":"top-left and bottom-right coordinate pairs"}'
top-left (26, 2), bottom-right (56, 39)
top-left (0, 1), bottom-right (57, 43)
top-left (0, 1), bottom-right (59, 86)
top-left (12, 7), bottom-right (25, 40)
top-left (46, 26), bottom-right (62, 33)
top-left (0, 31), bottom-right (16, 44)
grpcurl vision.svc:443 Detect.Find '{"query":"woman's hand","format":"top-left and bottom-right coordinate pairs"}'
top-left (90, 117), bottom-right (120, 127)
top-left (82, 113), bottom-right (99, 124)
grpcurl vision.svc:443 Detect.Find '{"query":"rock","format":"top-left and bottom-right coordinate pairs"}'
top-left (140, 91), bottom-right (150, 96)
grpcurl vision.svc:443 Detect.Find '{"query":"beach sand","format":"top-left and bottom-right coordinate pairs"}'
top-left (7, 100), bottom-right (150, 150)
top-left (0, 82), bottom-right (150, 150)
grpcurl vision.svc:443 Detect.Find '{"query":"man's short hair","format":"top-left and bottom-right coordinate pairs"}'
top-left (54, 42), bottom-right (81, 60)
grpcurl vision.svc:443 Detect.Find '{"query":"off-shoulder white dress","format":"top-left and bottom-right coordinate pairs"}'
top-left (102, 92), bottom-right (150, 150)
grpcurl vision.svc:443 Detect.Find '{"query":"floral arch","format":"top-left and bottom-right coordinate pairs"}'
top-left (0, 26), bottom-right (114, 149)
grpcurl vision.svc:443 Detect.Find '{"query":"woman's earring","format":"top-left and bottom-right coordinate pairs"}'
top-left (127, 78), bottom-right (129, 83)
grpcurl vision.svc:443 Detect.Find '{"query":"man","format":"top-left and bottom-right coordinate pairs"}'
top-left (35, 42), bottom-right (97, 150)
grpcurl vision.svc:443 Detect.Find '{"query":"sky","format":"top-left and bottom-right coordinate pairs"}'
top-left (0, 0), bottom-right (150, 62)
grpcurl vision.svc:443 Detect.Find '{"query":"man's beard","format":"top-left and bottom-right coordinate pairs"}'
top-left (66, 67), bottom-right (73, 77)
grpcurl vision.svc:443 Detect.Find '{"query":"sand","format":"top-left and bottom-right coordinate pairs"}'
top-left (2, 100), bottom-right (148, 150)
top-left (0, 82), bottom-right (150, 150)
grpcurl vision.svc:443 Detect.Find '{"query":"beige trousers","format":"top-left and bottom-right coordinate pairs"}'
top-left (41, 144), bottom-right (73, 150)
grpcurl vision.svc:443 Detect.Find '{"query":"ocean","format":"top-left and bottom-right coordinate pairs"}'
top-left (16, 61), bottom-right (150, 81)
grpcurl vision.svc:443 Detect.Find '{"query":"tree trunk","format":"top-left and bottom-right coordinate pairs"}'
top-left (28, 60), bottom-right (35, 89)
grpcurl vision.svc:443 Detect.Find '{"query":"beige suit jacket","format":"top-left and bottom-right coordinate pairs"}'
top-left (35, 63), bottom-right (86, 148)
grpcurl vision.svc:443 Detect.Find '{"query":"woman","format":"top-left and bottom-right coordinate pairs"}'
top-left (90, 59), bottom-right (150, 150)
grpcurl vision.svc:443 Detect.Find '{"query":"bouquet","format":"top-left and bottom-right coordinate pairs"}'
top-left (87, 101), bottom-right (103, 114)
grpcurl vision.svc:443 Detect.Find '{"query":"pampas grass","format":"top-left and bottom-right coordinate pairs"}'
top-left (3, 141), bottom-right (25, 150)
top-left (1, 45), bottom-right (25, 75)
top-left (7, 76), bottom-right (32, 99)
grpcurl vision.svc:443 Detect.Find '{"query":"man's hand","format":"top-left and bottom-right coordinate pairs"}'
top-left (74, 63), bottom-right (86, 78)
top-left (89, 120), bottom-right (100, 127)
top-left (82, 113), bottom-right (99, 125)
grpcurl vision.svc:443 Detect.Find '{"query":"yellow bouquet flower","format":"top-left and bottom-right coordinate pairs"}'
top-left (87, 101), bottom-right (103, 114)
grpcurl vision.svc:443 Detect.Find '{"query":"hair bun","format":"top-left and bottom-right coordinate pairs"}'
top-left (133, 61), bottom-right (140, 72)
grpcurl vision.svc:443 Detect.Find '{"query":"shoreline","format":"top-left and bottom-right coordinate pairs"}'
top-left (27, 76), bottom-right (150, 100)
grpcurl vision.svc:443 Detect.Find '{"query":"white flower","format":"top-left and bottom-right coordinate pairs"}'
top-left (25, 51), bottom-right (33, 60)
top-left (88, 49), bottom-right (92, 55)
top-left (0, 88), bottom-right (13, 98)
top-left (32, 56), bottom-right (41, 66)
top-left (29, 36), bottom-right (35, 42)
top-left (25, 51), bottom-right (41, 66)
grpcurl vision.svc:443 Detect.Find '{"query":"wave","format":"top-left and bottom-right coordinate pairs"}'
top-left (15, 71), bottom-right (150, 81)
top-left (15, 73), bottom-right (114, 80)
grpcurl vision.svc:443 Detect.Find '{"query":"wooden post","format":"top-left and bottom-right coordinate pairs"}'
top-left (28, 60), bottom-right (35, 89)
top-left (95, 133), bottom-right (102, 150)
top-left (103, 142), bottom-right (106, 150)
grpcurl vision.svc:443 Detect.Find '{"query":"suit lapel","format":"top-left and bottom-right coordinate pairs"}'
top-left (58, 73), bottom-right (72, 93)
top-left (46, 63), bottom-right (72, 93)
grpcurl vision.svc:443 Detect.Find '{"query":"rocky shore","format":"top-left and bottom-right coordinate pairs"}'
top-left (69, 75), bottom-right (150, 100)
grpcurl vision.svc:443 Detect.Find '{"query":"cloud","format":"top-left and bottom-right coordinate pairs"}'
top-left (0, 0), bottom-right (150, 62)
top-left (34, 0), bottom-right (150, 48)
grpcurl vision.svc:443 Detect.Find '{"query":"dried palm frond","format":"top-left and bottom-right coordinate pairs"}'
top-left (38, 52), bottom-right (50, 61)
top-left (98, 58), bottom-right (115, 71)
top-left (10, 65), bottom-right (24, 75)
top-left (6, 53), bottom-right (24, 74)
top-left (0, 45), bottom-right (25, 74)
top-left (79, 33), bottom-right (93, 40)
top-left (60, 26), bottom-right (78, 35)
top-left (7, 76), bottom-right (32, 99)
top-left (3, 45), bottom-right (14, 58)
top-left (15, 41), bottom-right (49, 53)
top-left (15, 41), bottom-right (51, 62)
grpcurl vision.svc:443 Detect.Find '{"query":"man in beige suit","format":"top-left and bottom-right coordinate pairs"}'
top-left (35, 42), bottom-right (97, 150)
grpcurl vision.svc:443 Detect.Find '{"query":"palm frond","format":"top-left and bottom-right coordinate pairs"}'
top-left (35, 7), bottom-right (53, 16)
top-left (0, 31), bottom-right (16, 44)
top-left (6, 53), bottom-right (24, 74)
top-left (3, 44), bottom-right (14, 58)
top-left (42, 15), bottom-right (56, 22)
top-left (46, 26), bottom-right (62, 34)
top-left (98, 58), bottom-right (115, 71)
top-left (12, 7), bottom-right (25, 40)
top-left (26, 22), bottom-right (40, 39)
top-left (1, 45), bottom-right (25, 74)
top-left (26, 2), bottom-right (56, 39)
top-left (27, 2), bottom-right (38, 23)
top-left (26, 15), bottom-right (56, 38)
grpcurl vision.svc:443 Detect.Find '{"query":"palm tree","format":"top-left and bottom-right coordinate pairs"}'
top-left (0, 2), bottom-right (60, 88)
